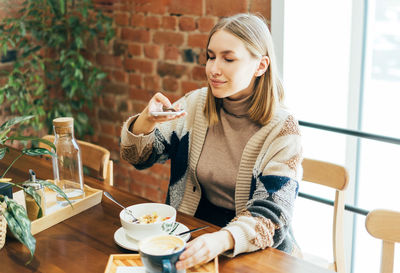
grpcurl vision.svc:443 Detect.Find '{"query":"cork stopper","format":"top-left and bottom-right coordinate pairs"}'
top-left (53, 117), bottom-right (74, 134)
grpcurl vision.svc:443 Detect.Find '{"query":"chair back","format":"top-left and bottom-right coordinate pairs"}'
top-left (365, 209), bottom-right (400, 273)
top-left (39, 135), bottom-right (113, 186)
top-left (301, 158), bottom-right (349, 273)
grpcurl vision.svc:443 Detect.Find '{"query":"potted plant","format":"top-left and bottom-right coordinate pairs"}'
top-left (0, 115), bottom-right (70, 264)
top-left (0, 0), bottom-right (114, 137)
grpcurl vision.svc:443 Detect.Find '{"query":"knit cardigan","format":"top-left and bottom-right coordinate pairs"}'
top-left (121, 87), bottom-right (303, 257)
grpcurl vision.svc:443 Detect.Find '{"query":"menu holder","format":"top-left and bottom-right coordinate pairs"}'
top-left (13, 183), bottom-right (102, 235)
top-left (104, 254), bottom-right (219, 273)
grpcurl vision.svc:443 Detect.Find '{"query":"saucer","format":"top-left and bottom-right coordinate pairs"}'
top-left (114, 222), bottom-right (191, 251)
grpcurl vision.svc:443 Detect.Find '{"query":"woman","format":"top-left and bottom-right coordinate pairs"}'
top-left (120, 13), bottom-right (302, 269)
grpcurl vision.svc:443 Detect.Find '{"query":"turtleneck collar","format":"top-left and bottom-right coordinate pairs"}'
top-left (222, 92), bottom-right (253, 118)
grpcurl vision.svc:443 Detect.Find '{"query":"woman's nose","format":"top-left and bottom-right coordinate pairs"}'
top-left (210, 59), bottom-right (222, 76)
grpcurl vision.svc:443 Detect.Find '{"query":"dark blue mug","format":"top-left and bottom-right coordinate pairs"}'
top-left (139, 235), bottom-right (186, 273)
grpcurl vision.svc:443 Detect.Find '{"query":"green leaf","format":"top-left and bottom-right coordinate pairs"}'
top-left (6, 136), bottom-right (56, 151)
top-left (23, 186), bottom-right (43, 218)
top-left (0, 147), bottom-right (8, 160)
top-left (0, 116), bottom-right (34, 132)
top-left (22, 148), bottom-right (55, 157)
top-left (3, 196), bottom-right (36, 262)
top-left (0, 128), bottom-right (11, 142)
top-left (36, 179), bottom-right (72, 207)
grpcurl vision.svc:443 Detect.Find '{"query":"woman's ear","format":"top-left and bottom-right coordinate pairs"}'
top-left (255, 56), bottom-right (270, 77)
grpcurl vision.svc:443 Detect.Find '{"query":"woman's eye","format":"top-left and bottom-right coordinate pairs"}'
top-left (208, 56), bottom-right (216, 60)
top-left (225, 58), bottom-right (234, 62)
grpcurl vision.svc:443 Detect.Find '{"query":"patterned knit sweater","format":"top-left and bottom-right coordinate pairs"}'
top-left (121, 87), bottom-right (303, 256)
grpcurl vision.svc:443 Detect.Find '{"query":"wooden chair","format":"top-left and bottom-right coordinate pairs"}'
top-left (301, 158), bottom-right (349, 273)
top-left (39, 135), bottom-right (113, 186)
top-left (365, 209), bottom-right (400, 273)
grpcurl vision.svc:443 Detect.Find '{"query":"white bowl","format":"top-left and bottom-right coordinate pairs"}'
top-left (120, 203), bottom-right (176, 241)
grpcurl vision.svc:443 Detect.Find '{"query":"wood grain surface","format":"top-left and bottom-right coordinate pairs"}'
top-left (0, 147), bottom-right (332, 273)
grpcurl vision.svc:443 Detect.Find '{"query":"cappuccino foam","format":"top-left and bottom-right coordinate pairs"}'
top-left (140, 235), bottom-right (184, 255)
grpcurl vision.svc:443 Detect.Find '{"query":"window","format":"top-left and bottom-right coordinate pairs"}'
top-left (272, 0), bottom-right (400, 272)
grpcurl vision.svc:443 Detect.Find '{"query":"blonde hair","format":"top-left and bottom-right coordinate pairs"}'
top-left (204, 13), bottom-right (284, 126)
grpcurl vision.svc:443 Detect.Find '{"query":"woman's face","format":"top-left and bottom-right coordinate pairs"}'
top-left (206, 29), bottom-right (260, 100)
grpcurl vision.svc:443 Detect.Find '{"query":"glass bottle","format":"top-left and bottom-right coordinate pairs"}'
top-left (23, 169), bottom-right (46, 221)
top-left (52, 117), bottom-right (85, 204)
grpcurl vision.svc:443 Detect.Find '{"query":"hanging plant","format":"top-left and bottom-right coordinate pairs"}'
top-left (0, 0), bottom-right (114, 137)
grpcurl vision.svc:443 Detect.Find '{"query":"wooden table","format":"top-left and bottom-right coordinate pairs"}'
top-left (0, 148), bottom-right (332, 273)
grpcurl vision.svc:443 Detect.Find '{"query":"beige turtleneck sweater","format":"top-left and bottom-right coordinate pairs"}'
top-left (196, 94), bottom-right (261, 210)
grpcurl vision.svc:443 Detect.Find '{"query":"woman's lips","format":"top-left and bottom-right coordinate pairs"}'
top-left (210, 79), bottom-right (226, 87)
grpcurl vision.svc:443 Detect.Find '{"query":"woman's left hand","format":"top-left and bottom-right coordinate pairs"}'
top-left (176, 230), bottom-right (234, 270)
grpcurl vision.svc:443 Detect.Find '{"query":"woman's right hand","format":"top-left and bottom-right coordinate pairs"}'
top-left (131, 92), bottom-right (186, 135)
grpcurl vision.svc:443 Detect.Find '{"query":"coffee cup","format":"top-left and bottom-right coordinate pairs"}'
top-left (139, 235), bottom-right (186, 273)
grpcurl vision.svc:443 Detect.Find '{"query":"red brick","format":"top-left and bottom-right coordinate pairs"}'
top-left (130, 168), bottom-right (161, 188)
top-left (102, 95), bottom-right (116, 109)
top-left (159, 180), bottom-right (169, 194)
top-left (114, 177), bottom-right (130, 192)
top-left (100, 122), bottom-right (116, 136)
top-left (103, 82), bottom-right (131, 95)
top-left (130, 180), bottom-right (145, 197)
top-left (198, 50), bottom-right (207, 65)
top-left (179, 17), bottom-right (196, 31)
top-left (145, 16), bottom-right (161, 29)
top-left (206, 0), bottom-right (248, 16)
top-left (114, 2), bottom-right (132, 12)
top-left (131, 101), bottom-right (147, 114)
top-left (129, 74), bottom-right (142, 87)
top-left (164, 46), bottom-right (180, 61)
top-left (144, 186), bottom-right (163, 202)
top-left (188, 33), bottom-right (208, 48)
top-left (157, 62), bottom-right (186, 78)
top-left (250, 0), bottom-right (271, 21)
top-left (164, 93), bottom-right (181, 104)
top-left (121, 28), bottom-right (150, 43)
top-left (144, 44), bottom-right (160, 59)
top-left (162, 16), bottom-right (177, 30)
top-left (114, 12), bottom-right (130, 26)
top-left (192, 66), bottom-right (206, 81)
top-left (129, 88), bottom-right (153, 102)
top-left (144, 75), bottom-right (161, 91)
top-left (162, 77), bottom-right (179, 92)
top-left (153, 31), bottom-right (184, 46)
top-left (134, 0), bottom-right (167, 14)
top-left (97, 135), bottom-right (120, 152)
top-left (181, 81), bottom-right (200, 93)
top-left (128, 44), bottom-right (142, 56)
top-left (131, 14), bottom-right (145, 27)
top-left (113, 70), bottom-right (128, 83)
top-left (149, 163), bottom-right (170, 179)
top-left (124, 58), bottom-right (154, 74)
top-left (169, 0), bottom-right (203, 16)
top-left (198, 17), bottom-right (215, 33)
top-left (96, 53), bottom-right (123, 68)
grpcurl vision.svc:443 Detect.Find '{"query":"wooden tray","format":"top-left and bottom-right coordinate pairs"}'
top-left (104, 254), bottom-right (219, 273)
top-left (13, 184), bottom-right (102, 235)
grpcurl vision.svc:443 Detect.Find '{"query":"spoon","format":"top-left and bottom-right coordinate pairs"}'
top-left (104, 192), bottom-right (138, 223)
top-left (175, 225), bottom-right (209, 236)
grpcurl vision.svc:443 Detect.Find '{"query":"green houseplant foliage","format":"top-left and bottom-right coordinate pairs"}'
top-left (0, 0), bottom-right (114, 137)
top-left (0, 116), bottom-right (71, 264)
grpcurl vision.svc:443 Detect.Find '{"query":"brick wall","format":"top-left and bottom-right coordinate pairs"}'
top-left (1, 0), bottom-right (271, 202)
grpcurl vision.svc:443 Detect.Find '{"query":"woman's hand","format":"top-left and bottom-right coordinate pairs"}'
top-left (132, 92), bottom-right (186, 135)
top-left (176, 230), bottom-right (234, 270)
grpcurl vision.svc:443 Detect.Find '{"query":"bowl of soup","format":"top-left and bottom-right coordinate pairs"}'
top-left (120, 203), bottom-right (176, 241)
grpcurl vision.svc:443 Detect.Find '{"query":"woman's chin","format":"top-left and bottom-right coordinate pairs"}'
top-left (210, 89), bottom-right (228, 99)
